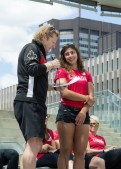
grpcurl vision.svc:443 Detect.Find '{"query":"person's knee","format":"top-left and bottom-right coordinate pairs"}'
top-left (74, 151), bottom-right (85, 159)
top-left (89, 157), bottom-right (105, 169)
top-left (27, 137), bottom-right (42, 152)
top-left (60, 147), bottom-right (72, 156)
top-left (10, 150), bottom-right (19, 157)
top-left (5, 149), bottom-right (19, 160)
top-left (94, 157), bottom-right (104, 167)
top-left (12, 150), bottom-right (19, 162)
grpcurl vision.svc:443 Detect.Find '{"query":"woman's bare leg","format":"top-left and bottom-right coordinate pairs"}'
top-left (73, 124), bottom-right (89, 169)
top-left (57, 121), bottom-right (75, 169)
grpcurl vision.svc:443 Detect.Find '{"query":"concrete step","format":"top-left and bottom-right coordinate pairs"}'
top-left (0, 128), bottom-right (23, 138)
top-left (0, 110), bottom-right (15, 119)
top-left (0, 137), bottom-right (25, 146)
top-left (0, 118), bottom-right (20, 128)
top-left (98, 130), bottom-right (121, 137)
top-left (0, 141), bottom-right (24, 154)
top-left (0, 111), bottom-right (121, 148)
top-left (98, 127), bottom-right (116, 133)
top-left (98, 123), bottom-right (121, 147)
top-left (0, 116), bottom-right (25, 147)
top-left (0, 127), bottom-right (25, 147)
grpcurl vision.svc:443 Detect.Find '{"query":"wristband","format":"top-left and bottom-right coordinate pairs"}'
top-left (85, 95), bottom-right (89, 103)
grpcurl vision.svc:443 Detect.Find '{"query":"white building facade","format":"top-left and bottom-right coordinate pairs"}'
top-left (84, 48), bottom-right (121, 96)
top-left (0, 48), bottom-right (121, 111)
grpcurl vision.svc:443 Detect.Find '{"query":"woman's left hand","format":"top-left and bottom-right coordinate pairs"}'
top-left (75, 110), bottom-right (86, 125)
top-left (104, 146), bottom-right (117, 152)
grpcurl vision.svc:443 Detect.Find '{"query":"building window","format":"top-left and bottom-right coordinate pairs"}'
top-left (107, 61), bottom-right (108, 72)
top-left (107, 80), bottom-right (108, 90)
top-left (117, 78), bottom-right (119, 93)
top-left (60, 31), bottom-right (74, 51)
top-left (112, 79), bottom-right (114, 92)
top-left (92, 66), bottom-right (94, 76)
top-left (102, 63), bottom-right (103, 74)
top-left (112, 59), bottom-right (113, 71)
top-left (90, 33), bottom-right (99, 58)
top-left (97, 64), bottom-right (98, 75)
top-left (97, 83), bottom-right (99, 91)
top-left (102, 82), bottom-right (103, 90)
top-left (117, 58), bottom-right (119, 69)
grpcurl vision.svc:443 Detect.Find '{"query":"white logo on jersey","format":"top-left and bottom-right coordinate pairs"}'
top-left (68, 75), bottom-right (87, 81)
top-left (27, 50), bottom-right (37, 60)
top-left (92, 138), bottom-right (104, 144)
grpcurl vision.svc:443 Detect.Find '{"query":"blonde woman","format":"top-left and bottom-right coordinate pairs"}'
top-left (85, 115), bottom-right (121, 169)
top-left (14, 24), bottom-right (60, 169)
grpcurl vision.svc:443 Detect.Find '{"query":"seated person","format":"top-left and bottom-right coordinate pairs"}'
top-left (0, 149), bottom-right (19, 169)
top-left (36, 115), bottom-right (58, 168)
top-left (85, 115), bottom-right (121, 169)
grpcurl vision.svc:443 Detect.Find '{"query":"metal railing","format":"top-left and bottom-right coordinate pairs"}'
top-left (47, 90), bottom-right (121, 133)
top-left (94, 90), bottom-right (121, 133)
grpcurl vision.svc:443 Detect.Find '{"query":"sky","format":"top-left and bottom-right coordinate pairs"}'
top-left (0, 0), bottom-right (121, 89)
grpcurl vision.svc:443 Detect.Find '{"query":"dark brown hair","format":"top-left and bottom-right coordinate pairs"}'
top-left (60, 44), bottom-right (85, 74)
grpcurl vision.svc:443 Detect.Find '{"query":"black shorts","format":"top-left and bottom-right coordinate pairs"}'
top-left (56, 103), bottom-right (90, 124)
top-left (85, 154), bottom-right (94, 169)
top-left (99, 148), bottom-right (121, 169)
top-left (14, 101), bottom-right (47, 141)
top-left (85, 148), bottom-right (121, 169)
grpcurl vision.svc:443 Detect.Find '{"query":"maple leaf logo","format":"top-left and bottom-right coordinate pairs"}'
top-left (27, 50), bottom-right (37, 60)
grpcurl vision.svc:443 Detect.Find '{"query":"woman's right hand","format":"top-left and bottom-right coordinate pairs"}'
top-left (41, 144), bottom-right (49, 153)
top-left (75, 109), bottom-right (86, 125)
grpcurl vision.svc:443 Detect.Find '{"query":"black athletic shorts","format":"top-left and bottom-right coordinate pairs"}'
top-left (85, 148), bottom-right (121, 169)
top-left (14, 101), bottom-right (47, 141)
top-left (56, 103), bottom-right (90, 124)
top-left (85, 154), bottom-right (94, 169)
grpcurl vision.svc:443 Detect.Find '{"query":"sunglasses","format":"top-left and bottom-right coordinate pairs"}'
top-left (62, 43), bottom-right (74, 49)
top-left (49, 26), bottom-right (56, 31)
top-left (90, 123), bottom-right (99, 127)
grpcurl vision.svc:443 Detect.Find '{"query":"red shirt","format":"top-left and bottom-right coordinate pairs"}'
top-left (37, 129), bottom-right (54, 159)
top-left (89, 132), bottom-right (106, 155)
top-left (53, 130), bottom-right (59, 140)
top-left (54, 68), bottom-right (93, 108)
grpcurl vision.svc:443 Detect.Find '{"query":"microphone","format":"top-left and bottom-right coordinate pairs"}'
top-left (51, 54), bottom-right (56, 60)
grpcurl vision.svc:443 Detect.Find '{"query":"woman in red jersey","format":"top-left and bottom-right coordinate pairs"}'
top-left (85, 115), bottom-right (121, 169)
top-left (36, 115), bottom-right (58, 168)
top-left (54, 44), bottom-right (95, 169)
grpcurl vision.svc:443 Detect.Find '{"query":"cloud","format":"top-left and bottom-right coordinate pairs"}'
top-left (0, 74), bottom-right (17, 89)
top-left (0, 0), bottom-right (78, 89)
top-left (1, 0), bottom-right (120, 89)
top-left (0, 0), bottom-right (78, 27)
